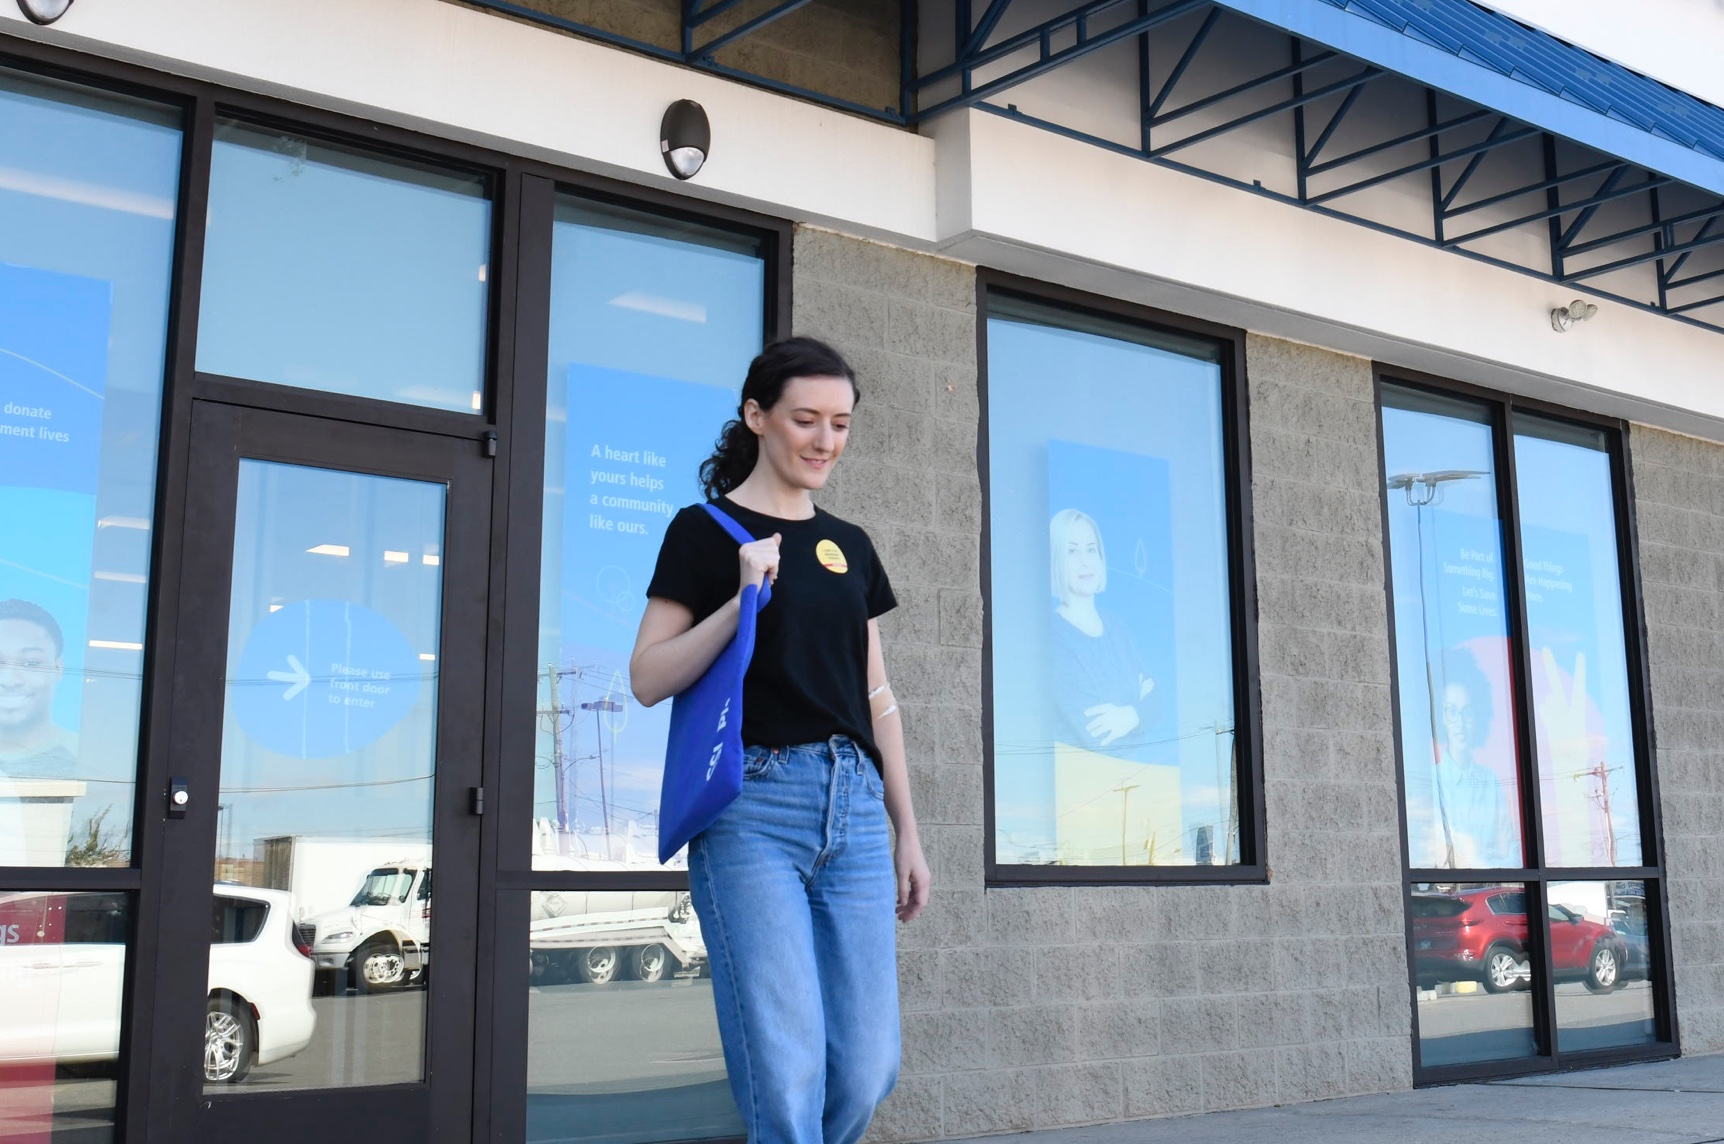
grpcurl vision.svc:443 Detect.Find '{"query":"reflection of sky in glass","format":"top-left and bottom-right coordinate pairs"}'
top-left (1381, 391), bottom-right (1525, 869)
top-left (0, 71), bottom-right (181, 863)
top-left (197, 122), bottom-right (490, 412)
top-left (536, 198), bottom-right (763, 869)
top-left (1514, 422), bottom-right (1642, 867)
top-left (218, 462), bottom-right (445, 855)
top-left (986, 310), bottom-right (1236, 867)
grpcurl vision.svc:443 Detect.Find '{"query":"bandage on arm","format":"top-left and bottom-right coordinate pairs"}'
top-left (868, 683), bottom-right (899, 720)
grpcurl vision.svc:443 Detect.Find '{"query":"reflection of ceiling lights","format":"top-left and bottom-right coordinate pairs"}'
top-left (422, 553), bottom-right (440, 566)
top-left (88, 639), bottom-right (143, 651)
top-left (307, 543), bottom-right (350, 557)
top-left (608, 291), bottom-right (707, 323)
top-left (17, 0), bottom-right (74, 25)
top-left (384, 550), bottom-right (409, 564)
top-left (419, 653), bottom-right (437, 662)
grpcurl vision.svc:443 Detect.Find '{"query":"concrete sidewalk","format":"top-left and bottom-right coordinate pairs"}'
top-left (956, 1055), bottom-right (1724, 1144)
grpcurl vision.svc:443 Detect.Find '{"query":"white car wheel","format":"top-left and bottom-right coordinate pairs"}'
top-left (205, 998), bottom-right (255, 1083)
top-left (354, 940), bottom-right (406, 993)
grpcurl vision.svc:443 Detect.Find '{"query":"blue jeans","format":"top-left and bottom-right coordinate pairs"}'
top-left (689, 736), bottom-right (900, 1144)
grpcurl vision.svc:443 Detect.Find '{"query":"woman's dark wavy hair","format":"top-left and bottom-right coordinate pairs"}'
top-left (699, 336), bottom-right (858, 500)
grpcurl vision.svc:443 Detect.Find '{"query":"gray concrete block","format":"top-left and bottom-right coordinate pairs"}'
top-left (1122, 1053), bottom-right (1204, 1118)
top-left (1237, 991), bottom-right (1310, 1049)
top-left (1072, 998), bottom-right (1162, 1060)
top-left (1245, 334), bottom-right (1373, 399)
top-left (1035, 1062), bottom-right (1125, 1127)
top-left (943, 1069), bottom-right (1037, 1135)
top-left (938, 588), bottom-right (984, 649)
top-left (988, 887), bottom-right (1076, 946)
top-left (1343, 1035), bottom-right (1412, 1095)
top-left (943, 947), bottom-right (1036, 1008)
top-left (1034, 944), bottom-right (1121, 1004)
top-left (1200, 1049), bottom-right (1279, 1111)
top-left (988, 1004), bottom-right (1080, 1068)
top-left (1158, 996), bottom-right (1239, 1055)
top-left (902, 1007), bottom-right (991, 1075)
top-left (864, 1074), bottom-right (943, 1143)
top-left (899, 948), bottom-right (943, 1013)
top-left (936, 471), bottom-right (983, 537)
top-left (899, 890), bottom-right (988, 953)
top-left (795, 281), bottom-right (890, 349)
top-left (1116, 942), bottom-right (1202, 999)
top-left (1275, 1041), bottom-right (1349, 1104)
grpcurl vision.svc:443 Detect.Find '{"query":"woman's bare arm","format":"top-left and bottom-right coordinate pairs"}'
top-left (629, 596), bottom-right (742, 708)
top-left (867, 619), bottom-right (930, 921)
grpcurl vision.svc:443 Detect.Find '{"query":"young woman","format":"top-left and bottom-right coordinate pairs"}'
top-left (630, 336), bottom-right (930, 1144)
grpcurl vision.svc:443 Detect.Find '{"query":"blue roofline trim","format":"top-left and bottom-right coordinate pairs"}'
top-left (1214, 0), bottom-right (1724, 197)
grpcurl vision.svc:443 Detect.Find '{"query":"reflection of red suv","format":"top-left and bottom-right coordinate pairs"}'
top-left (1411, 888), bottom-right (1626, 994)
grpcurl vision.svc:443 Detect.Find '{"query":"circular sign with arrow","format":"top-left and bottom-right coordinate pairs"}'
top-left (232, 598), bottom-right (428, 759)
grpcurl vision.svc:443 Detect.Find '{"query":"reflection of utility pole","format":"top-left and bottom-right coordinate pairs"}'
top-left (1387, 469), bottom-right (1486, 870)
top-left (1576, 760), bottom-right (1621, 866)
top-left (582, 700), bottom-right (624, 854)
top-left (1115, 782), bottom-right (1140, 866)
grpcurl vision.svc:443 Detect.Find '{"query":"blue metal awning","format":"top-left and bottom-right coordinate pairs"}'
top-left (471, 0), bottom-right (1724, 331)
top-left (1238, 0), bottom-right (1724, 196)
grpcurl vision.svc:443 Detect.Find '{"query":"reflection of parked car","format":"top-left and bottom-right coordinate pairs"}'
top-left (1411, 887), bottom-right (1627, 994)
top-left (0, 887), bottom-right (316, 1083)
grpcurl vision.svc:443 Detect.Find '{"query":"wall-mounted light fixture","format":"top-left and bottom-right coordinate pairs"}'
top-left (16, 0), bottom-right (74, 24)
top-left (1550, 298), bottom-right (1599, 333)
top-left (660, 100), bottom-right (710, 181)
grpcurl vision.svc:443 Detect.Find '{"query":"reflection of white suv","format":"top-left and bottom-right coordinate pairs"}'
top-left (0, 886), bottom-right (317, 1083)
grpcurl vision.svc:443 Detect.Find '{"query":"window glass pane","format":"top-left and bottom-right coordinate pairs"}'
top-left (1547, 879), bottom-right (1656, 1051)
top-left (0, 890), bottom-right (129, 1140)
top-left (1513, 417), bottom-right (1644, 867)
top-left (0, 70), bottom-right (181, 868)
top-left (534, 196), bottom-right (764, 871)
top-left (985, 296), bottom-right (1237, 868)
top-left (197, 121), bottom-right (489, 412)
top-left (1381, 386), bottom-right (1525, 869)
top-left (1412, 881), bottom-right (1538, 1067)
top-left (212, 461), bottom-right (444, 1090)
top-left (526, 890), bottom-right (742, 1143)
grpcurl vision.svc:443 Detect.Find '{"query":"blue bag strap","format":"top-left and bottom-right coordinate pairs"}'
top-left (701, 502), bottom-right (772, 609)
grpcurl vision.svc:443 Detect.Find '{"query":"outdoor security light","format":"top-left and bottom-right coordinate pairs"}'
top-left (660, 100), bottom-right (710, 180)
top-left (16, 0), bottom-right (73, 24)
top-left (1550, 298), bottom-right (1599, 333)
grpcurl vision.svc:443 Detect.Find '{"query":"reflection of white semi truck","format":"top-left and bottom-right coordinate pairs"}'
top-left (260, 836), bottom-right (705, 991)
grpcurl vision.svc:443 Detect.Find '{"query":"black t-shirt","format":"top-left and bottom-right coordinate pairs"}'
top-left (646, 497), bottom-right (896, 765)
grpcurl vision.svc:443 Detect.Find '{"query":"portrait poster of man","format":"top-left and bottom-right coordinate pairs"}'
top-left (1043, 439), bottom-right (1180, 865)
top-left (0, 262), bottom-right (110, 862)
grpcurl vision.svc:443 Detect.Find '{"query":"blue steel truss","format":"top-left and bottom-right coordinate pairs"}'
top-left (465, 0), bottom-right (1724, 333)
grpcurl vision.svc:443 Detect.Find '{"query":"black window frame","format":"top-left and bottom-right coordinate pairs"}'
top-left (976, 271), bottom-right (1265, 887)
top-left (1372, 364), bottom-right (1678, 1085)
top-left (0, 29), bottom-right (786, 1144)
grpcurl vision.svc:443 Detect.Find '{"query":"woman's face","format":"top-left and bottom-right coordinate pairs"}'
top-left (746, 374), bottom-right (853, 492)
top-left (1060, 519), bottom-right (1103, 602)
top-left (1442, 682), bottom-right (1475, 756)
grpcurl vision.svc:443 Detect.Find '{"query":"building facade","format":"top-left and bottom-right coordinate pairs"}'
top-left (1, 1), bottom-right (1722, 1141)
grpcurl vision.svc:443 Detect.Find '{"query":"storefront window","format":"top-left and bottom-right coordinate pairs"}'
top-left (984, 293), bottom-right (1242, 873)
top-left (524, 890), bottom-right (742, 1143)
top-left (1514, 418), bottom-right (1644, 867)
top-left (1381, 388), bottom-right (1526, 869)
top-left (0, 890), bottom-right (130, 1140)
top-left (1380, 379), bottom-right (1665, 1075)
top-left (0, 69), bottom-right (181, 868)
top-left (197, 121), bottom-right (490, 413)
top-left (533, 196), bottom-right (765, 872)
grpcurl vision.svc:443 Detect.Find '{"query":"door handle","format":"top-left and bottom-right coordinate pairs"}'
top-left (167, 776), bottom-right (190, 819)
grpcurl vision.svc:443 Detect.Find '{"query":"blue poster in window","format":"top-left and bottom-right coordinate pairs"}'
top-left (0, 262), bottom-right (111, 774)
top-left (1043, 440), bottom-right (1181, 866)
top-left (548, 365), bottom-right (736, 863)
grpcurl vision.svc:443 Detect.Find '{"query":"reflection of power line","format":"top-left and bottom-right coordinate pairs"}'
top-left (220, 774), bottom-right (431, 793)
top-left (1388, 468), bottom-right (1486, 870)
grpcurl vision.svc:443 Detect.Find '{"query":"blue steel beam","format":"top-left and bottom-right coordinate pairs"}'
top-left (963, 0), bottom-right (1018, 56)
top-left (1443, 159), bottom-right (1623, 218)
top-left (1306, 122), bottom-right (1538, 206)
top-left (1567, 202), bottom-right (1724, 262)
top-left (914, 0), bottom-right (1210, 119)
top-left (1304, 107), bottom-right (1492, 177)
top-left (1150, 50), bottom-right (1338, 129)
top-left (1446, 172), bottom-right (1670, 249)
top-left (1148, 6), bottom-right (1221, 118)
top-left (1150, 67), bottom-right (1381, 159)
top-left (1563, 228), bottom-right (1724, 282)
top-left (1301, 73), bottom-right (1367, 164)
top-left (1664, 216), bottom-right (1722, 284)
top-left (688, 0), bottom-right (816, 60)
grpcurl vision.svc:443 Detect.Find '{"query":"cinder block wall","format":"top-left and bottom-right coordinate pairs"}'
top-left (1631, 425), bottom-right (1724, 1056)
top-left (793, 226), bottom-right (1412, 1140)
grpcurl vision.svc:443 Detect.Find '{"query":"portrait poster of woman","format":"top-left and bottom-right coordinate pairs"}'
top-left (1044, 440), bottom-right (1183, 865)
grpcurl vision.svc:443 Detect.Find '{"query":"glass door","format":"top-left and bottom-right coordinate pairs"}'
top-left (145, 401), bottom-right (491, 1141)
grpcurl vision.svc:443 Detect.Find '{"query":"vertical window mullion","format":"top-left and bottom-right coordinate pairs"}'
top-left (1494, 400), bottom-right (1559, 1058)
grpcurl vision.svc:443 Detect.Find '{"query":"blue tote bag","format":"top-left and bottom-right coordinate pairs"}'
top-left (658, 503), bottom-right (771, 863)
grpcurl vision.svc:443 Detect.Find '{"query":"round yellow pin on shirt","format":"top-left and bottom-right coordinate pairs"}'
top-left (816, 539), bottom-right (848, 573)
